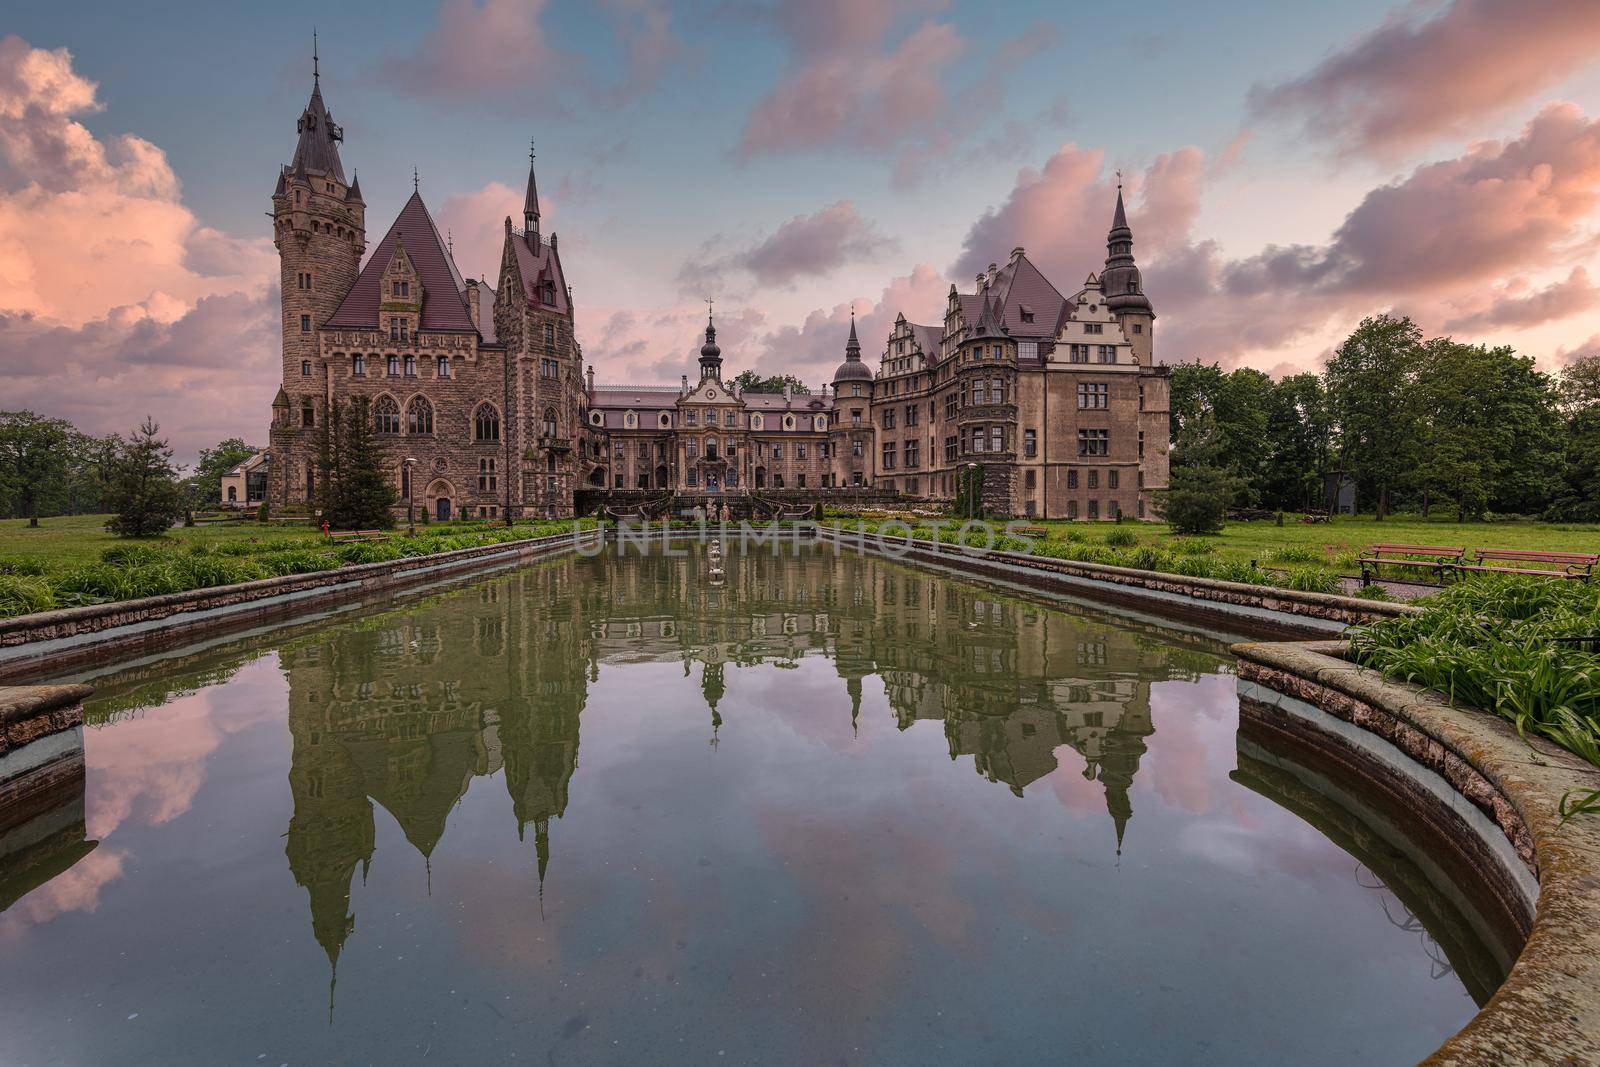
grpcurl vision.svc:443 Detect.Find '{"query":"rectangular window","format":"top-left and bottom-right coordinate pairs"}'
top-left (1078, 429), bottom-right (1109, 456)
top-left (990, 378), bottom-right (1003, 404)
top-left (1099, 345), bottom-right (1115, 363)
top-left (852, 409), bottom-right (862, 426)
top-left (972, 380), bottom-right (986, 405)
top-left (1078, 382), bottom-right (1108, 409)
top-left (404, 355), bottom-right (416, 377)
top-left (1084, 323), bottom-right (1103, 335)
top-left (944, 435), bottom-right (958, 463)
top-left (1024, 429), bottom-right (1037, 457)
top-left (905, 404), bottom-right (918, 427)
top-left (1067, 500), bottom-right (1079, 519)
top-left (478, 458), bottom-right (498, 492)
top-left (387, 355), bottom-right (399, 377)
top-left (1109, 470), bottom-right (1119, 490)
top-left (882, 442), bottom-right (896, 470)
top-left (725, 411), bottom-right (735, 427)
top-left (1067, 469), bottom-right (1079, 490)
top-left (301, 360), bottom-right (311, 377)
top-left (687, 439), bottom-right (698, 458)
top-left (1024, 470), bottom-right (1036, 490)
top-left (1139, 431), bottom-right (1145, 458)
top-left (944, 392), bottom-right (958, 420)
top-left (990, 426), bottom-right (1002, 453)
top-left (544, 323), bottom-right (555, 345)
top-left (1088, 500), bottom-right (1100, 520)
top-left (686, 410), bottom-right (697, 425)
top-left (797, 444), bottom-right (807, 459)
top-left (352, 354), bottom-right (365, 377)
top-left (798, 473), bottom-right (807, 488)
top-left (852, 440), bottom-right (863, 458)
top-left (1133, 324), bottom-right (1143, 334)
top-left (772, 445), bottom-right (782, 460)
top-left (438, 355), bottom-right (451, 378)
top-left (905, 440), bottom-right (920, 468)
top-left (883, 409), bottom-right (896, 429)
top-left (687, 470), bottom-right (698, 487)
top-left (300, 314), bottom-right (310, 332)
top-left (1088, 470), bottom-right (1099, 489)
top-left (970, 427), bottom-right (984, 453)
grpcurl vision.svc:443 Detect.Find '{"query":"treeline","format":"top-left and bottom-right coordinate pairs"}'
top-left (0, 410), bottom-right (260, 526)
top-left (1170, 315), bottom-right (1600, 522)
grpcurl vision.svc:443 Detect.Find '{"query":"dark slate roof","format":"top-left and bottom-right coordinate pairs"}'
top-left (910, 323), bottom-right (942, 361)
top-left (291, 83), bottom-right (346, 184)
top-left (326, 191), bottom-right (475, 332)
top-left (986, 253), bottom-right (1068, 339)
top-left (511, 231), bottom-right (570, 315)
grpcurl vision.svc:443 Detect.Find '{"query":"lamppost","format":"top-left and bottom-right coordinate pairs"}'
top-left (404, 456), bottom-right (417, 534)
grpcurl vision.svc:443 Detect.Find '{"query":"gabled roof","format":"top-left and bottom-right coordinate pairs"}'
top-left (326, 191), bottom-right (476, 332)
top-left (291, 82), bottom-right (346, 184)
top-left (510, 231), bottom-right (570, 315)
top-left (474, 281), bottom-right (498, 344)
top-left (986, 253), bottom-right (1068, 339)
top-left (910, 323), bottom-right (942, 360)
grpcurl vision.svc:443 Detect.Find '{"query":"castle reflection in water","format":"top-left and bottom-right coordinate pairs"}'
top-left (276, 547), bottom-right (1217, 987)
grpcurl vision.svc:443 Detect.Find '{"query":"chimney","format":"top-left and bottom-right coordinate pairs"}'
top-left (550, 232), bottom-right (558, 251)
top-left (1011, 246), bottom-right (1025, 261)
top-left (783, 382), bottom-right (792, 403)
top-left (465, 279), bottom-right (481, 328)
top-left (681, 374), bottom-right (689, 395)
top-left (976, 273), bottom-right (985, 292)
top-left (987, 262), bottom-right (998, 287)
top-left (586, 364), bottom-right (595, 399)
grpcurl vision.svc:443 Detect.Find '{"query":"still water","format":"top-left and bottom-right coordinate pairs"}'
top-left (0, 546), bottom-right (1493, 1064)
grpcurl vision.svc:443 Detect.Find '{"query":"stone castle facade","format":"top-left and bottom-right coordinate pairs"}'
top-left (267, 62), bottom-right (1168, 521)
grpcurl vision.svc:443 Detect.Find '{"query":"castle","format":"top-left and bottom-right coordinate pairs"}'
top-left (266, 59), bottom-right (1169, 520)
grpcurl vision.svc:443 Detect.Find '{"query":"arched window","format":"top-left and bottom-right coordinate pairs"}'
top-left (474, 404), bottom-right (501, 441)
top-left (624, 411), bottom-right (638, 429)
top-left (373, 395), bottom-right (400, 434)
top-left (438, 355), bottom-right (451, 378)
top-left (542, 408), bottom-right (557, 437)
top-left (814, 415), bottom-right (827, 431)
top-left (751, 414), bottom-right (764, 431)
top-left (407, 396), bottom-right (434, 435)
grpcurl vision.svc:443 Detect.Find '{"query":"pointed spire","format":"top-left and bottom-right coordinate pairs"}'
top-left (1102, 181), bottom-right (1151, 314)
top-left (346, 169), bottom-right (363, 203)
top-left (846, 305), bottom-right (860, 355)
top-left (698, 298), bottom-right (722, 378)
top-left (524, 139), bottom-right (541, 242)
top-left (290, 40), bottom-right (345, 183)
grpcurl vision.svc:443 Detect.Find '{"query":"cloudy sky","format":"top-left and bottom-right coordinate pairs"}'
top-left (3, 0), bottom-right (1600, 460)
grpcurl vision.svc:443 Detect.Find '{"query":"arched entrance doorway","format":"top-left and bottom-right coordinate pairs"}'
top-left (589, 466), bottom-right (606, 487)
top-left (754, 466), bottom-right (766, 489)
top-left (654, 465), bottom-right (670, 489)
top-left (426, 479), bottom-right (455, 523)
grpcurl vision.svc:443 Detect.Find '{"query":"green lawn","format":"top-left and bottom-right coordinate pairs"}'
top-left (0, 514), bottom-right (325, 570)
top-left (1029, 515), bottom-right (1600, 573)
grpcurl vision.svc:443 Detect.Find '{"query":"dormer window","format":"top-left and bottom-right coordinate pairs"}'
top-left (542, 285), bottom-right (555, 306)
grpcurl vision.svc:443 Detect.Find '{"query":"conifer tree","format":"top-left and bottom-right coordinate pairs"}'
top-left (1156, 416), bottom-right (1236, 535)
top-left (107, 417), bottom-right (184, 538)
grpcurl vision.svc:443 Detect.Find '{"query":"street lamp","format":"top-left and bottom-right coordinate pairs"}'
top-left (404, 456), bottom-right (417, 533)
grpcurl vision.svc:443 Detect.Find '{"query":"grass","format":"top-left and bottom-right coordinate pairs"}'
top-left (0, 515), bottom-right (593, 619)
top-left (1350, 577), bottom-right (1600, 819)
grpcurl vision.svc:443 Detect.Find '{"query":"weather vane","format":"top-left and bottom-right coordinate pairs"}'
top-left (706, 296), bottom-right (714, 321)
top-left (313, 28), bottom-right (319, 83)
top-left (1116, 167), bottom-right (1123, 190)
top-left (413, 165), bottom-right (419, 192)
top-left (529, 137), bottom-right (536, 164)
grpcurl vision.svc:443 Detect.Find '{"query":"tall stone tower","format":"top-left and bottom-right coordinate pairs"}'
top-left (1100, 185), bottom-right (1154, 365)
top-left (269, 43), bottom-right (365, 504)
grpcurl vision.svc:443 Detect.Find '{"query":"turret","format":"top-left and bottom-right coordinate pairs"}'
top-left (831, 311), bottom-right (872, 393)
top-left (698, 309), bottom-right (722, 381)
top-left (1101, 184), bottom-right (1154, 363)
top-left (270, 39), bottom-right (365, 504)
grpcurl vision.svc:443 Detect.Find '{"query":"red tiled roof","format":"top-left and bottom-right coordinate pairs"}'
top-left (326, 191), bottom-right (476, 332)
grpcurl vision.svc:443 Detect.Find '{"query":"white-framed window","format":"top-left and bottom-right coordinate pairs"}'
top-left (624, 411), bottom-right (638, 428)
top-left (751, 413), bottom-right (764, 431)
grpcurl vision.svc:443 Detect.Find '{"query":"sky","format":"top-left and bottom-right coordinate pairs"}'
top-left (2, 0), bottom-right (1600, 461)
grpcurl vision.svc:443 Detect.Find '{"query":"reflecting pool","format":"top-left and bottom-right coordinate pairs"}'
top-left (0, 546), bottom-right (1496, 1064)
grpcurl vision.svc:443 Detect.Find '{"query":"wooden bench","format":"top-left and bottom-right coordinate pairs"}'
top-left (1012, 525), bottom-right (1049, 540)
top-left (327, 529), bottom-right (389, 543)
top-left (1358, 543), bottom-right (1466, 584)
top-left (1459, 549), bottom-right (1599, 580)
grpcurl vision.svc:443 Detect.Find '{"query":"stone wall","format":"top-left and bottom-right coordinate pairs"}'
top-left (1234, 640), bottom-right (1600, 1065)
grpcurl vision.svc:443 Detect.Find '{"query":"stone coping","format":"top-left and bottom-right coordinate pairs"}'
top-left (818, 528), bottom-right (1412, 637)
top-left (1234, 639), bottom-right (1600, 1065)
top-left (0, 684), bottom-right (93, 727)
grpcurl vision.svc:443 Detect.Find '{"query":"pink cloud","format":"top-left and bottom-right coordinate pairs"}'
top-left (736, 1), bottom-right (963, 160)
top-left (0, 36), bottom-right (279, 460)
top-left (677, 200), bottom-right (894, 292)
top-left (1250, 0), bottom-right (1600, 161)
top-left (385, 0), bottom-right (680, 105)
top-left (952, 102), bottom-right (1600, 374)
top-left (1441, 267), bottom-right (1600, 333)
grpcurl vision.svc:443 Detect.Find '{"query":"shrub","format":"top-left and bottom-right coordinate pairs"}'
top-left (1353, 583), bottom-right (1391, 601)
top-left (101, 543), bottom-right (169, 568)
top-left (0, 555), bottom-right (48, 576)
top-left (0, 575), bottom-right (56, 617)
top-left (1276, 568), bottom-right (1341, 595)
top-left (1169, 538), bottom-right (1215, 556)
top-left (1267, 545), bottom-right (1324, 566)
top-left (1104, 527), bottom-right (1138, 548)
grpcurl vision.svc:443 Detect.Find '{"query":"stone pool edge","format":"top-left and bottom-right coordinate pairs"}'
top-left (816, 528), bottom-right (1412, 638)
top-left (0, 529), bottom-right (602, 680)
top-left (1233, 638), bottom-right (1600, 1067)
